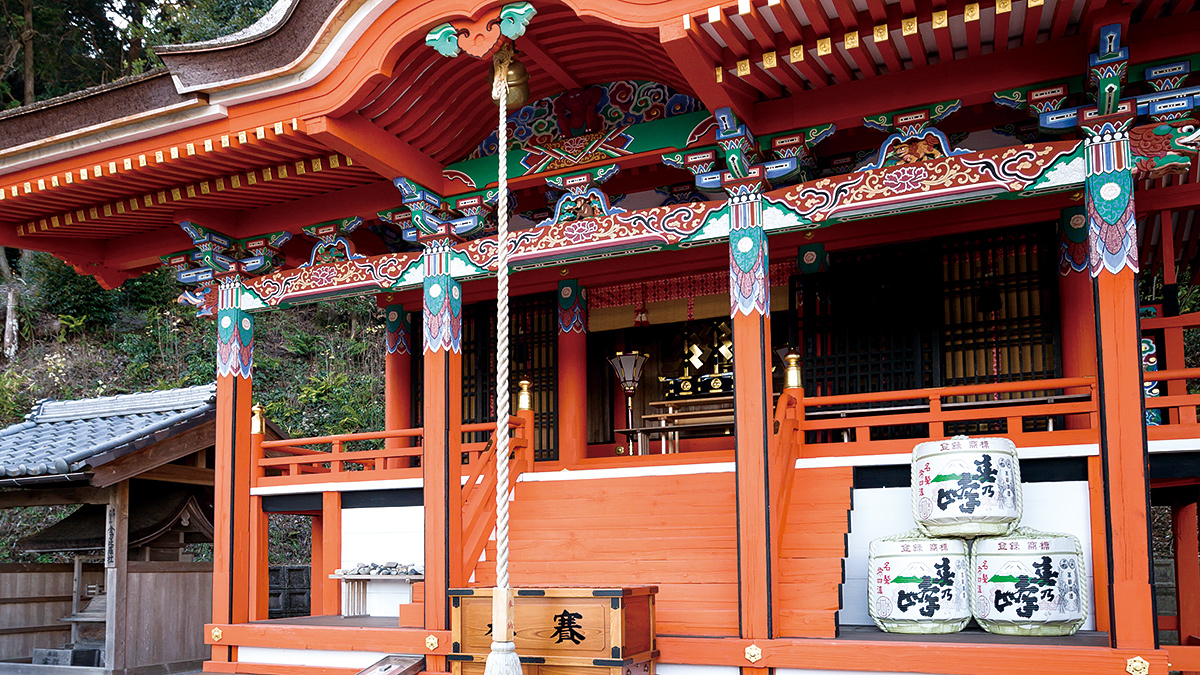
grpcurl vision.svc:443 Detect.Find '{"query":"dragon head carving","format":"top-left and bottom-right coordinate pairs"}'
top-left (1130, 119), bottom-right (1200, 180)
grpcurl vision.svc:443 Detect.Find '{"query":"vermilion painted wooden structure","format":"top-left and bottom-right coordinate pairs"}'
top-left (2, 0), bottom-right (1200, 673)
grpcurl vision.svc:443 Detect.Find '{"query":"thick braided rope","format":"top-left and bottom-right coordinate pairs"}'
top-left (492, 48), bottom-right (513, 593)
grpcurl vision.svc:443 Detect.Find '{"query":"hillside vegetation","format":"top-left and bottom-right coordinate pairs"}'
top-left (0, 253), bottom-right (386, 563)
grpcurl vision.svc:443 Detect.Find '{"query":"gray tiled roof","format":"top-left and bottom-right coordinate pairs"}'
top-left (0, 384), bottom-right (216, 478)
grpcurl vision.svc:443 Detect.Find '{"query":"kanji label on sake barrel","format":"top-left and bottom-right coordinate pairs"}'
top-left (913, 436), bottom-right (1021, 538)
top-left (450, 587), bottom-right (656, 667)
top-left (868, 532), bottom-right (971, 634)
top-left (972, 529), bottom-right (1087, 636)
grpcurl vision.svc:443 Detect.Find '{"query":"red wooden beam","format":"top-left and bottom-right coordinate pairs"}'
top-left (840, 29), bottom-right (880, 77)
top-left (795, 0), bottom-right (833, 36)
top-left (770, 0), bottom-right (808, 43)
top-left (756, 11), bottom-right (1200, 133)
top-left (902, 16), bottom-right (929, 67)
top-left (994, 1), bottom-right (1013, 50)
top-left (739, 3), bottom-right (777, 48)
top-left (933, 10), bottom-right (955, 62)
top-left (965, 4), bottom-right (983, 57)
top-left (304, 114), bottom-right (444, 191)
top-left (517, 34), bottom-right (581, 90)
top-left (781, 40), bottom-right (832, 88)
top-left (660, 21), bottom-right (759, 129)
top-left (1023, 0), bottom-right (1045, 47)
top-left (709, 8), bottom-right (754, 58)
top-left (872, 26), bottom-right (904, 73)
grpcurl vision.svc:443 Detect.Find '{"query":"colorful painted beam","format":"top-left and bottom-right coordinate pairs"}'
top-left (235, 130), bottom-right (1199, 312)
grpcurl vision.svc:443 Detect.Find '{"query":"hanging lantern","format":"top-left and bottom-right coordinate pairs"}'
top-left (490, 54), bottom-right (529, 109)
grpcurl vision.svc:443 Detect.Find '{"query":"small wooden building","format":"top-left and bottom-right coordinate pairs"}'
top-left (0, 385), bottom-right (219, 674)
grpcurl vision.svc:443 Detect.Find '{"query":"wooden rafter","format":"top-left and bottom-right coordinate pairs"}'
top-left (1023, 0), bottom-right (1044, 46)
top-left (517, 34), bottom-right (582, 91)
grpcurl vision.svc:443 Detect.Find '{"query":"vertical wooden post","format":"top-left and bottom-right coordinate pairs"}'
top-left (381, 297), bottom-right (414, 467)
top-left (104, 480), bottom-right (129, 671)
top-left (310, 515), bottom-right (325, 616)
top-left (321, 491), bottom-right (342, 616)
top-left (1057, 207), bottom-right (1099, 430)
top-left (420, 239), bottom-right (465, 673)
top-left (1082, 105), bottom-right (1156, 648)
top-left (728, 187), bottom-right (777, 648)
top-left (248, 407), bottom-right (269, 621)
top-left (1173, 494), bottom-right (1200, 648)
top-left (211, 275), bottom-right (255, 659)
top-left (557, 280), bottom-right (588, 465)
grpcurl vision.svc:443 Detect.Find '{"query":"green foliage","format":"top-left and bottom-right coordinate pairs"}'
top-left (0, 369), bottom-right (30, 423)
top-left (21, 252), bottom-right (114, 329)
top-left (155, 0), bottom-right (278, 43)
top-left (0, 1), bottom-right (124, 106)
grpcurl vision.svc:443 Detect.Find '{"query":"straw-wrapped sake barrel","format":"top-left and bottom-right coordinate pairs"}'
top-left (868, 531), bottom-right (971, 634)
top-left (912, 436), bottom-right (1021, 538)
top-left (971, 528), bottom-right (1088, 636)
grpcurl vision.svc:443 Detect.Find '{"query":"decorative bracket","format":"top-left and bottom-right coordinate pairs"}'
top-left (302, 216), bottom-right (365, 266)
top-left (162, 223), bottom-right (291, 317)
top-left (861, 100), bottom-right (965, 170)
top-left (425, 2), bottom-right (536, 58)
top-left (540, 165), bottom-right (625, 226)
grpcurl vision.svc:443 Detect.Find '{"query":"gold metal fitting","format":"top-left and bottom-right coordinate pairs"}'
top-left (1125, 656), bottom-right (1149, 675)
top-left (745, 644), bottom-right (763, 663)
top-left (784, 351), bottom-right (802, 390)
top-left (425, 634), bottom-right (439, 651)
top-left (517, 379), bottom-right (533, 411)
top-left (210, 627), bottom-right (223, 642)
top-left (251, 404), bottom-right (265, 435)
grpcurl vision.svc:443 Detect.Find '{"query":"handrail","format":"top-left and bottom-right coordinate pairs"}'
top-left (460, 411), bottom-right (534, 582)
top-left (805, 377), bottom-right (1095, 407)
top-left (1144, 367), bottom-right (1200, 382)
top-left (262, 427), bottom-right (424, 448)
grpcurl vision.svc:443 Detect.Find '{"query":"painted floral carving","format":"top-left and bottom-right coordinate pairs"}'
top-left (883, 165), bottom-right (929, 193)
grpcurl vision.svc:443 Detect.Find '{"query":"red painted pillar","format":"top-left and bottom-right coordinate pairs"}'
top-left (421, 241), bottom-right (464, 673)
top-left (1084, 113), bottom-right (1156, 648)
top-left (211, 277), bottom-right (255, 655)
top-left (727, 184), bottom-right (779, 647)
top-left (380, 296), bottom-right (413, 467)
top-left (557, 280), bottom-right (587, 466)
top-left (1173, 496), bottom-right (1200, 651)
top-left (321, 491), bottom-right (342, 616)
top-left (1056, 207), bottom-right (1098, 430)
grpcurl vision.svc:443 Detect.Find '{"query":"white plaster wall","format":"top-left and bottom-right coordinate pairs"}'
top-left (340, 506), bottom-right (424, 616)
top-left (236, 647), bottom-right (393, 668)
top-left (841, 481), bottom-right (1095, 630)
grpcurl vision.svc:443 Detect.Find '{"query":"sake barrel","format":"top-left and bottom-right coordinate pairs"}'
top-left (912, 436), bottom-right (1021, 538)
top-left (971, 528), bottom-right (1088, 636)
top-left (868, 531), bottom-right (971, 634)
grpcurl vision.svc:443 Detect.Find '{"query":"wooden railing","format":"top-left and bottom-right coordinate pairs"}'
top-left (461, 413), bottom-right (534, 581)
top-left (800, 377), bottom-right (1099, 457)
top-left (1145, 368), bottom-right (1200, 439)
top-left (257, 428), bottom-right (426, 487)
top-left (769, 388), bottom-right (804, 558)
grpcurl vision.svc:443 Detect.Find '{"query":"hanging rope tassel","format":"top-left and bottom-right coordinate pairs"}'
top-left (485, 42), bottom-right (522, 675)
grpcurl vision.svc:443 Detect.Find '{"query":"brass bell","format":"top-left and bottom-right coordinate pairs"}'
top-left (491, 56), bottom-right (530, 110)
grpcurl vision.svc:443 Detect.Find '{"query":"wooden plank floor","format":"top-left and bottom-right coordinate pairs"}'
top-left (837, 625), bottom-right (1109, 646)
top-left (250, 615), bottom-right (398, 628)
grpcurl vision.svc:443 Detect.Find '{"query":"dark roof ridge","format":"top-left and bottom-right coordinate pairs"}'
top-left (0, 69), bottom-right (172, 123)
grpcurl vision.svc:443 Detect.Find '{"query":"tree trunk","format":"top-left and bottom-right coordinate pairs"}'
top-left (126, 1), bottom-right (143, 75)
top-left (4, 288), bottom-right (18, 360)
top-left (21, 0), bottom-right (32, 105)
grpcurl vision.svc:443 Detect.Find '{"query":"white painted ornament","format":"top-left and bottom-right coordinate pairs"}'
top-left (971, 527), bottom-right (1088, 636)
top-left (912, 435), bottom-right (1021, 538)
top-left (868, 530), bottom-right (971, 634)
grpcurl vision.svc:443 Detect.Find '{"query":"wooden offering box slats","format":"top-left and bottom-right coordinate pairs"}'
top-left (449, 586), bottom-right (657, 668)
top-left (453, 661), bottom-right (654, 675)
